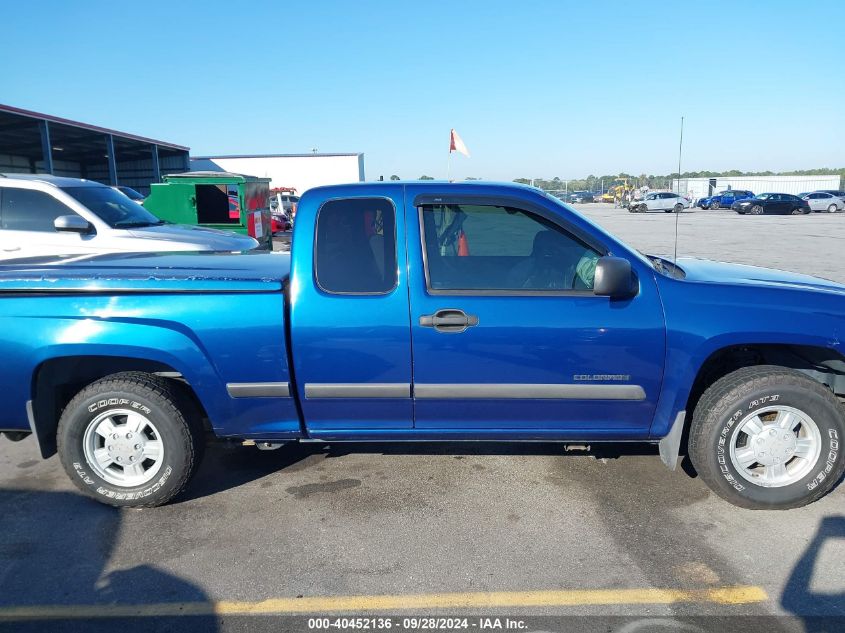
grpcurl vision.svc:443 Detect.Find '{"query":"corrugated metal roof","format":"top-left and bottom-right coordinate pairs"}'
top-left (192, 153), bottom-right (362, 159)
top-left (0, 103), bottom-right (189, 151)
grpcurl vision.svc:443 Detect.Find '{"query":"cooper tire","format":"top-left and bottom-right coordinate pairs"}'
top-left (689, 366), bottom-right (845, 509)
top-left (57, 372), bottom-right (203, 508)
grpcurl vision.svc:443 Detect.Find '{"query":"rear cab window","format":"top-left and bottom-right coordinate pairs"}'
top-left (314, 198), bottom-right (397, 294)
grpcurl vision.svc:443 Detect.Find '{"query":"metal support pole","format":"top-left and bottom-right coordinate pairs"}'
top-left (39, 120), bottom-right (54, 174)
top-left (105, 134), bottom-right (117, 185)
top-left (151, 144), bottom-right (161, 183)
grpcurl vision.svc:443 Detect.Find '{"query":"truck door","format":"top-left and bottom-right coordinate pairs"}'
top-left (288, 188), bottom-right (413, 432)
top-left (405, 188), bottom-right (666, 436)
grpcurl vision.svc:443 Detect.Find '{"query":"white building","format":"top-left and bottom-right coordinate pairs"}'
top-left (190, 153), bottom-right (365, 195)
top-left (673, 174), bottom-right (841, 202)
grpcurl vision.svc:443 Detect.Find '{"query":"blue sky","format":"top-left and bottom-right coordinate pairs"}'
top-left (3, 0), bottom-right (843, 181)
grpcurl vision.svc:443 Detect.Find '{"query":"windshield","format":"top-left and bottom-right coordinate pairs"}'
top-left (63, 186), bottom-right (164, 228)
top-left (758, 193), bottom-right (773, 200)
top-left (117, 186), bottom-right (145, 201)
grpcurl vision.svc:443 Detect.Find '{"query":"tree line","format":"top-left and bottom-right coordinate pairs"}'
top-left (398, 168), bottom-right (845, 192)
top-left (513, 168), bottom-right (845, 192)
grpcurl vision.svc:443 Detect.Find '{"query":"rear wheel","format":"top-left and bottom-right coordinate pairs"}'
top-left (57, 372), bottom-right (203, 508)
top-left (689, 366), bottom-right (845, 509)
top-left (828, 204), bottom-right (838, 213)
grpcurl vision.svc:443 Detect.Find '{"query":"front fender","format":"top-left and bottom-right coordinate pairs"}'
top-left (650, 278), bottom-right (845, 438)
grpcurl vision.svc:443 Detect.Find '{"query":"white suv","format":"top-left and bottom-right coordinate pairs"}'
top-left (0, 174), bottom-right (259, 260)
top-left (631, 192), bottom-right (692, 213)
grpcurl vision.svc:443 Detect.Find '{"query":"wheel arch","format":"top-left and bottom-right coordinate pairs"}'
top-left (656, 342), bottom-right (845, 470)
top-left (30, 355), bottom-right (212, 459)
top-left (686, 343), bottom-right (845, 417)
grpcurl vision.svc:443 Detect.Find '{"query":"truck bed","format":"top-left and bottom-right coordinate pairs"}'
top-left (0, 251), bottom-right (291, 293)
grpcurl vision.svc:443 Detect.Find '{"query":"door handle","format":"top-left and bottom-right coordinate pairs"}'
top-left (419, 309), bottom-right (479, 333)
top-left (2, 247), bottom-right (21, 252)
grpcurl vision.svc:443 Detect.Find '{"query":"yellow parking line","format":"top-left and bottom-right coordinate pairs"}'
top-left (0, 586), bottom-right (768, 620)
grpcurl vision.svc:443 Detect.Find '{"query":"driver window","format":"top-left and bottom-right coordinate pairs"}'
top-left (420, 203), bottom-right (602, 292)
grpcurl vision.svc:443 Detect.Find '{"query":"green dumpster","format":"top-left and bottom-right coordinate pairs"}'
top-left (143, 171), bottom-right (273, 249)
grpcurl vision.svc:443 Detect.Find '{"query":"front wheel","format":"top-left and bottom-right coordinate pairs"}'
top-left (828, 204), bottom-right (838, 213)
top-left (750, 205), bottom-right (764, 215)
top-left (710, 200), bottom-right (720, 210)
top-left (689, 366), bottom-right (845, 509)
top-left (57, 372), bottom-right (203, 508)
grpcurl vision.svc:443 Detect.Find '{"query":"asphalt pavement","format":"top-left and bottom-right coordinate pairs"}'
top-left (2, 204), bottom-right (844, 631)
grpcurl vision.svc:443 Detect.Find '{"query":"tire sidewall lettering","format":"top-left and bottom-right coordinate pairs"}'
top-left (716, 405), bottom-right (752, 491)
top-left (807, 429), bottom-right (839, 491)
top-left (95, 466), bottom-right (173, 501)
top-left (87, 399), bottom-right (151, 415)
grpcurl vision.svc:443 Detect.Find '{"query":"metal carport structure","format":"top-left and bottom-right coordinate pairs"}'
top-left (0, 104), bottom-right (190, 195)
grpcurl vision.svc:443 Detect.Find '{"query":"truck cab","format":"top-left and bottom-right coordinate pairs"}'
top-left (288, 183), bottom-right (663, 436)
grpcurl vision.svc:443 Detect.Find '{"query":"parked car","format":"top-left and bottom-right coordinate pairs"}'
top-left (3, 181), bottom-right (844, 511)
top-left (568, 191), bottom-right (595, 203)
top-left (630, 192), bottom-right (691, 213)
top-left (697, 190), bottom-right (754, 210)
top-left (0, 174), bottom-right (259, 260)
top-left (801, 191), bottom-right (844, 213)
top-left (732, 193), bottom-right (811, 215)
top-left (111, 186), bottom-right (146, 204)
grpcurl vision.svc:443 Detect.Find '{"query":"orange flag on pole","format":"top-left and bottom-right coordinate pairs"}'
top-left (449, 129), bottom-right (470, 157)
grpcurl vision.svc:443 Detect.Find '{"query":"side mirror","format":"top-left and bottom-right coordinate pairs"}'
top-left (54, 215), bottom-right (94, 234)
top-left (594, 256), bottom-right (636, 299)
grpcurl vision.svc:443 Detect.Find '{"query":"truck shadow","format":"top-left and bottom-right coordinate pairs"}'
top-left (181, 440), bottom-right (675, 502)
top-left (0, 488), bottom-right (217, 632)
top-left (782, 515), bottom-right (845, 631)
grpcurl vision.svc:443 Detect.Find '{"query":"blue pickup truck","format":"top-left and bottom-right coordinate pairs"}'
top-left (1, 182), bottom-right (843, 510)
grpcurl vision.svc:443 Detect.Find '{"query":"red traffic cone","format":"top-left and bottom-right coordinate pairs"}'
top-left (457, 230), bottom-right (470, 256)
